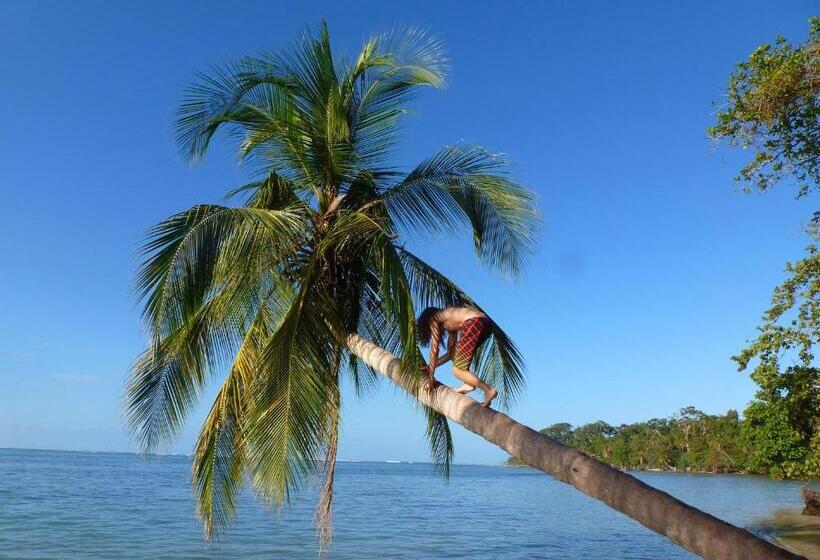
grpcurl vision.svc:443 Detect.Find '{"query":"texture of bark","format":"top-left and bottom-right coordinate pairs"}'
top-left (346, 334), bottom-right (806, 560)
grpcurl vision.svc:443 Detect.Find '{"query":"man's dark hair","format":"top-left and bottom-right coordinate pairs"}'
top-left (417, 306), bottom-right (441, 346)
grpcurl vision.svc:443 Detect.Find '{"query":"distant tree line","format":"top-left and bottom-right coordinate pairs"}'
top-left (506, 405), bottom-right (817, 479)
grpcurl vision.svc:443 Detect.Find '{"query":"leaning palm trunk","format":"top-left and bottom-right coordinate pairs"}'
top-left (347, 334), bottom-right (805, 560)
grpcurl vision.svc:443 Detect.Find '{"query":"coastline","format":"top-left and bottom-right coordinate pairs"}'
top-left (503, 460), bottom-right (747, 475)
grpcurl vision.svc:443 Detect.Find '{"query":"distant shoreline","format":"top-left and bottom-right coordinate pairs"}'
top-left (503, 461), bottom-right (778, 478)
top-left (0, 448), bottom-right (498, 466)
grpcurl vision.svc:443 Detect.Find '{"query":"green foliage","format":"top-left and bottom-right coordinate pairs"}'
top-left (709, 17), bottom-right (819, 197)
top-left (707, 16), bottom-right (820, 482)
top-left (507, 408), bottom-right (749, 474)
top-left (125, 23), bottom-right (537, 544)
top-left (734, 247), bottom-right (820, 480)
top-left (741, 398), bottom-right (811, 478)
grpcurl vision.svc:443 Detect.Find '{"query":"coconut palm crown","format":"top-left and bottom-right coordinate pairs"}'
top-left (125, 23), bottom-right (538, 545)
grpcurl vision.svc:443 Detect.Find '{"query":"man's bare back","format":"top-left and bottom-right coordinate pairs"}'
top-left (431, 307), bottom-right (487, 332)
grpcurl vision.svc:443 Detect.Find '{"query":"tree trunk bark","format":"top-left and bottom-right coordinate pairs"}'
top-left (346, 334), bottom-right (805, 560)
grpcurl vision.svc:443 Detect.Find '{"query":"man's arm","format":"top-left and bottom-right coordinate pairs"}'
top-left (436, 331), bottom-right (458, 365)
top-left (427, 322), bottom-right (442, 375)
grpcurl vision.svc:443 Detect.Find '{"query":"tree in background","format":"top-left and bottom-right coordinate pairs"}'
top-left (710, 17), bottom-right (819, 479)
top-left (540, 422), bottom-right (573, 444)
top-left (734, 248), bottom-right (820, 479)
top-left (508, 409), bottom-right (746, 474)
top-left (708, 17), bottom-right (818, 197)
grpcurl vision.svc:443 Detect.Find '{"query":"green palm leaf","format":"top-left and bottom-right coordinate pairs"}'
top-left (246, 271), bottom-right (341, 507)
top-left (385, 144), bottom-right (538, 277)
top-left (424, 404), bottom-right (454, 478)
top-left (191, 299), bottom-right (280, 540)
top-left (192, 366), bottom-right (247, 540)
top-left (127, 204), bottom-right (306, 450)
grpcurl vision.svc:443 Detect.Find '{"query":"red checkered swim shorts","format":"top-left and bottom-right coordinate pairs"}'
top-left (453, 316), bottom-right (492, 369)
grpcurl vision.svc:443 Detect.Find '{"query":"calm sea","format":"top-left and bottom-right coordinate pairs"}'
top-left (0, 448), bottom-right (806, 559)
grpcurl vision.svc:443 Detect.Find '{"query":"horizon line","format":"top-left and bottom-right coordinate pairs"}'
top-left (0, 446), bottom-right (503, 466)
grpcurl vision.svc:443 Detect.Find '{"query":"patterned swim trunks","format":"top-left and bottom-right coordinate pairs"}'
top-left (453, 316), bottom-right (492, 369)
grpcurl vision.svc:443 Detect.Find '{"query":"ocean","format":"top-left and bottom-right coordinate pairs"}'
top-left (0, 448), bottom-right (806, 559)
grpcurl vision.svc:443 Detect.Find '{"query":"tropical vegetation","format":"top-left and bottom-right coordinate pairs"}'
top-left (709, 17), bottom-right (819, 481)
top-left (708, 17), bottom-right (818, 197)
top-left (735, 247), bottom-right (820, 479)
top-left (124, 23), bottom-right (535, 544)
top-left (505, 406), bottom-right (818, 478)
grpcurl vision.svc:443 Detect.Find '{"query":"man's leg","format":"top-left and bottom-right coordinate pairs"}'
top-left (453, 367), bottom-right (497, 407)
top-left (453, 381), bottom-right (475, 394)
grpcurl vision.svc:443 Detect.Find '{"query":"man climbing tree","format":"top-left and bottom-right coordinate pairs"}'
top-left (418, 306), bottom-right (498, 407)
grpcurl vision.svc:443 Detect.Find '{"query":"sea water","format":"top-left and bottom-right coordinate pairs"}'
top-left (0, 448), bottom-right (806, 559)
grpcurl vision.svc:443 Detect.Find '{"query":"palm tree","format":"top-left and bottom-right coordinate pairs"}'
top-left (127, 23), bottom-right (532, 544)
top-left (125, 24), bottom-right (803, 560)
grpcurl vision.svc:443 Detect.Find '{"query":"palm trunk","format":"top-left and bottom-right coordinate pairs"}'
top-left (346, 334), bottom-right (804, 560)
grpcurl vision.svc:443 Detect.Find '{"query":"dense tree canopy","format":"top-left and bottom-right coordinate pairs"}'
top-left (507, 409), bottom-right (749, 474)
top-left (734, 247), bottom-right (819, 479)
top-left (709, 17), bottom-right (819, 197)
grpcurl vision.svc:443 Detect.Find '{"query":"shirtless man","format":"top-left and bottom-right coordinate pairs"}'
top-left (417, 306), bottom-right (498, 408)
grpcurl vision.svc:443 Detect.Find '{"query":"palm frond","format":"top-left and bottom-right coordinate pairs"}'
top-left (385, 144), bottom-right (538, 277)
top-left (344, 350), bottom-right (381, 398)
top-left (345, 265), bottom-right (396, 396)
top-left (424, 405), bottom-right (454, 478)
top-left (175, 57), bottom-right (293, 163)
top-left (225, 171), bottom-right (302, 210)
top-left (472, 323), bottom-right (527, 409)
top-left (347, 28), bottom-right (447, 167)
top-left (135, 204), bottom-right (306, 336)
top-left (246, 271), bottom-right (341, 507)
top-left (127, 204), bottom-right (306, 451)
top-left (371, 240), bottom-right (424, 388)
top-left (319, 209), bottom-right (393, 256)
top-left (191, 300), bottom-right (279, 540)
top-left (191, 366), bottom-right (247, 540)
top-left (396, 246), bottom-right (475, 308)
top-left (126, 275), bottom-right (261, 452)
top-left (315, 359), bottom-right (341, 550)
top-left (125, 343), bottom-right (202, 453)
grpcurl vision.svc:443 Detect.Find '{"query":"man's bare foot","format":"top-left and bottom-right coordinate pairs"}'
top-left (454, 384), bottom-right (475, 394)
top-left (481, 387), bottom-right (498, 408)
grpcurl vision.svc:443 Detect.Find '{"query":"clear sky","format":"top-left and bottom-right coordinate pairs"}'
top-left (0, 1), bottom-right (816, 464)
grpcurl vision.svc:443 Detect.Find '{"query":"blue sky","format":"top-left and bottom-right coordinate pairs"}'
top-left (0, 1), bottom-right (816, 464)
